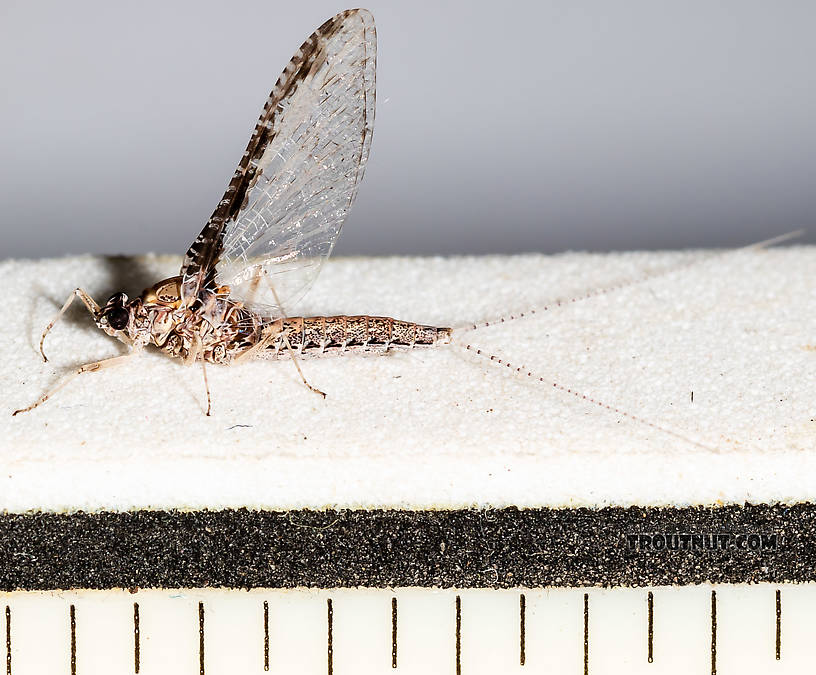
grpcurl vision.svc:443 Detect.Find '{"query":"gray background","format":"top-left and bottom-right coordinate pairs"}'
top-left (1, 0), bottom-right (815, 259)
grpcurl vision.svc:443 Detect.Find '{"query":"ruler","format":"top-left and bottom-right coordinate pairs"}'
top-left (0, 585), bottom-right (810, 674)
top-left (1, 505), bottom-right (813, 674)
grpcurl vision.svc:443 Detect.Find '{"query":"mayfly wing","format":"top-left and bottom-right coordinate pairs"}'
top-left (179, 9), bottom-right (376, 315)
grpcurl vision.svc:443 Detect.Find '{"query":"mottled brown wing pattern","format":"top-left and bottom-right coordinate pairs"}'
top-left (180, 9), bottom-right (376, 311)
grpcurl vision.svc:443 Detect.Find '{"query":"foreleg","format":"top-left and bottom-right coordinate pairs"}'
top-left (40, 288), bottom-right (100, 362)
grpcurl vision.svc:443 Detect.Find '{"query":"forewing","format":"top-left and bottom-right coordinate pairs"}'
top-left (179, 9), bottom-right (376, 314)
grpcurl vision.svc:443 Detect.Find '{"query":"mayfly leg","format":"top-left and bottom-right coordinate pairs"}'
top-left (246, 271), bottom-right (327, 399)
top-left (246, 271), bottom-right (264, 306)
top-left (201, 359), bottom-right (212, 416)
top-left (231, 323), bottom-right (326, 398)
top-left (12, 348), bottom-right (141, 417)
top-left (281, 334), bottom-right (326, 398)
top-left (39, 288), bottom-right (101, 362)
top-left (185, 334), bottom-right (213, 416)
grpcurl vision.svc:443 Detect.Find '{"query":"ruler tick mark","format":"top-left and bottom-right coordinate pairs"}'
top-left (455, 595), bottom-right (462, 675)
top-left (5, 606), bottom-right (10, 675)
top-left (133, 602), bottom-right (140, 674)
top-left (647, 591), bottom-right (654, 663)
top-left (775, 589), bottom-right (781, 660)
top-left (199, 601), bottom-right (205, 675)
top-left (263, 600), bottom-right (269, 671)
top-left (583, 593), bottom-right (589, 675)
top-left (710, 590), bottom-right (717, 675)
top-left (391, 597), bottom-right (397, 669)
top-left (519, 593), bottom-right (526, 666)
top-left (70, 604), bottom-right (76, 675)
top-left (327, 598), bottom-right (334, 675)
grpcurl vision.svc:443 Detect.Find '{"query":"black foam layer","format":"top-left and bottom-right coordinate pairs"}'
top-left (0, 505), bottom-right (810, 591)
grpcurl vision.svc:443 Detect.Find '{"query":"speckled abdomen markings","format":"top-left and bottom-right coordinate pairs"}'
top-left (265, 316), bottom-right (452, 358)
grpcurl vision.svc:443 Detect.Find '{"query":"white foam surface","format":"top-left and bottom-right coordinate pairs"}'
top-left (1, 249), bottom-right (814, 512)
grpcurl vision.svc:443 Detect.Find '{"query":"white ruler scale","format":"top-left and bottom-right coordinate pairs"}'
top-left (1, 584), bottom-right (813, 675)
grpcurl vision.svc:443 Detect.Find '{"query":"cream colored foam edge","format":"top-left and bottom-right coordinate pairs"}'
top-left (1, 248), bottom-right (814, 512)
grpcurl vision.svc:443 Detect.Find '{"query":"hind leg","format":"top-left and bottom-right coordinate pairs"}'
top-left (281, 334), bottom-right (326, 398)
top-left (232, 324), bottom-right (326, 399)
top-left (251, 276), bottom-right (325, 397)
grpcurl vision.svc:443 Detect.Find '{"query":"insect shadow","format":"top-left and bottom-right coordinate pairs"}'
top-left (29, 255), bottom-right (156, 343)
top-left (100, 255), bottom-right (160, 300)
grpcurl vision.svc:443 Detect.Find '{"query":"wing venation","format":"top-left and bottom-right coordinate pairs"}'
top-left (180, 8), bottom-right (376, 315)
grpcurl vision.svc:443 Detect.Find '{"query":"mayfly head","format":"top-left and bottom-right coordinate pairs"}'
top-left (97, 292), bottom-right (134, 337)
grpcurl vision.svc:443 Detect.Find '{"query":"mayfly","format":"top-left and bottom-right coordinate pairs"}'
top-left (14, 8), bottom-right (451, 417)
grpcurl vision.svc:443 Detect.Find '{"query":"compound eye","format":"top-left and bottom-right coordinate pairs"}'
top-left (107, 307), bottom-right (130, 331)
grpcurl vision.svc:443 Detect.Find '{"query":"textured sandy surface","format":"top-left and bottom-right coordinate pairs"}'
top-left (0, 506), bottom-right (805, 589)
top-left (0, 249), bottom-right (814, 512)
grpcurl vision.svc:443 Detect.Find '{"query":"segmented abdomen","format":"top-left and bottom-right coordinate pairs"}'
top-left (266, 315), bottom-right (452, 357)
